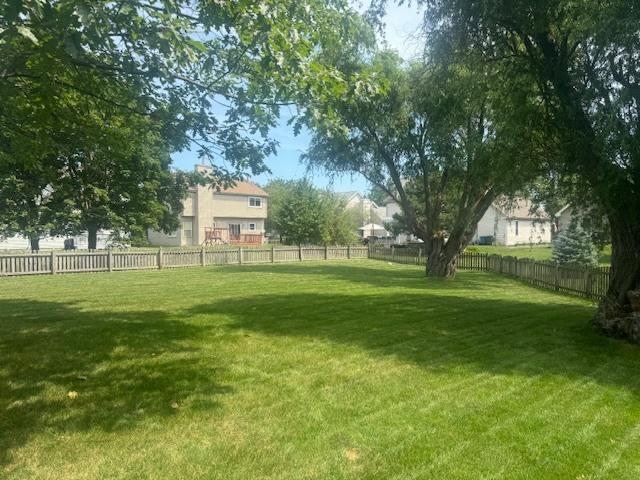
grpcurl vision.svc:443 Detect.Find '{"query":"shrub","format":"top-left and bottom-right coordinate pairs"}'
top-left (552, 221), bottom-right (599, 267)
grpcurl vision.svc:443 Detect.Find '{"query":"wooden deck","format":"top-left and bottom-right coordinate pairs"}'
top-left (203, 227), bottom-right (263, 246)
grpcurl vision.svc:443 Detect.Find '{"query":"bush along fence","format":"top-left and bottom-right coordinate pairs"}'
top-left (0, 246), bottom-right (369, 277)
top-left (369, 245), bottom-right (611, 300)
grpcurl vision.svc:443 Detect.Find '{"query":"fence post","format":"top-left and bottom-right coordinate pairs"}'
top-left (585, 270), bottom-right (593, 298)
top-left (367, 244), bottom-right (372, 259)
top-left (391, 245), bottom-right (395, 262)
top-left (157, 248), bottom-right (163, 269)
top-left (50, 251), bottom-right (56, 275)
top-left (554, 263), bottom-right (560, 291)
top-left (299, 245), bottom-right (303, 262)
top-left (108, 250), bottom-right (113, 272)
top-left (200, 246), bottom-right (206, 267)
top-left (270, 247), bottom-right (275, 263)
top-left (347, 245), bottom-right (352, 259)
top-left (238, 247), bottom-right (243, 265)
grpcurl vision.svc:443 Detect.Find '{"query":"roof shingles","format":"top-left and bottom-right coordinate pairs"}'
top-left (217, 181), bottom-right (268, 197)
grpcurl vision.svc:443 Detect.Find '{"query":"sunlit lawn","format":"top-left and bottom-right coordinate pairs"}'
top-left (1, 260), bottom-right (638, 479)
top-left (472, 244), bottom-right (612, 264)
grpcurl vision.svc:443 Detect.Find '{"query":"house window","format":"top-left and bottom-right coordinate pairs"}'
top-left (249, 223), bottom-right (256, 231)
top-left (182, 220), bottom-right (193, 239)
top-left (248, 197), bottom-right (262, 208)
top-left (515, 221), bottom-right (519, 236)
top-left (229, 224), bottom-right (241, 237)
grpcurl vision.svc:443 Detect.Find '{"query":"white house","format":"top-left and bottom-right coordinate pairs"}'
top-left (555, 204), bottom-right (574, 233)
top-left (0, 230), bottom-right (114, 252)
top-left (472, 199), bottom-right (552, 246)
top-left (358, 223), bottom-right (390, 239)
top-left (378, 198), bottom-right (422, 244)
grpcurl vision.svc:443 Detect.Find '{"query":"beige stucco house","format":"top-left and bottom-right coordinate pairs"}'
top-left (338, 191), bottom-right (387, 224)
top-left (472, 198), bottom-right (552, 246)
top-left (148, 165), bottom-right (268, 246)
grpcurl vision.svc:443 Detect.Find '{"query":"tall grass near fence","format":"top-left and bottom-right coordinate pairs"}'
top-left (369, 245), bottom-right (611, 300)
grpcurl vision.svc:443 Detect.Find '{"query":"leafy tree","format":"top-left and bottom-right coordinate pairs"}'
top-left (274, 180), bottom-right (324, 245)
top-left (304, 51), bottom-right (541, 276)
top-left (552, 221), bottom-right (599, 268)
top-left (53, 151), bottom-right (194, 250)
top-left (417, 0), bottom-right (640, 339)
top-left (319, 192), bottom-right (359, 245)
top-left (0, 0), bottom-right (360, 179)
top-left (368, 184), bottom-right (391, 206)
top-left (0, 0), bottom-right (364, 247)
top-left (384, 213), bottom-right (409, 239)
top-left (263, 179), bottom-right (291, 241)
top-left (265, 179), bottom-right (357, 245)
top-left (344, 197), bottom-right (383, 232)
top-left (0, 164), bottom-right (65, 250)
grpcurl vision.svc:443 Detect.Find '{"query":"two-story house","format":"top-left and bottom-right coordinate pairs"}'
top-left (148, 165), bottom-right (268, 246)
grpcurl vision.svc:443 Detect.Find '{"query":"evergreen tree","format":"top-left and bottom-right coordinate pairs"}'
top-left (552, 221), bottom-right (599, 267)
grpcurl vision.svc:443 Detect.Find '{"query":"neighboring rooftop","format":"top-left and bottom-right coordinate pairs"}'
top-left (218, 181), bottom-right (268, 197)
top-left (336, 191), bottom-right (362, 202)
top-left (493, 198), bottom-right (550, 220)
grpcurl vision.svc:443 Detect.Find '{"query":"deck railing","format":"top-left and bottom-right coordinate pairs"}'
top-left (203, 227), bottom-right (264, 245)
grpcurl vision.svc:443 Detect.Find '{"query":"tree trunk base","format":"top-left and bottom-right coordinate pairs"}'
top-left (426, 255), bottom-right (457, 279)
top-left (592, 297), bottom-right (640, 344)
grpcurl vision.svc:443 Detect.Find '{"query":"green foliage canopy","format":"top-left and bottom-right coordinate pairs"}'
top-left (264, 179), bottom-right (357, 245)
top-left (303, 49), bottom-right (543, 275)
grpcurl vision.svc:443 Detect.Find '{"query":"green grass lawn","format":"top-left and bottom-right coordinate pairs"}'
top-left (472, 244), bottom-right (612, 265)
top-left (2, 261), bottom-right (639, 479)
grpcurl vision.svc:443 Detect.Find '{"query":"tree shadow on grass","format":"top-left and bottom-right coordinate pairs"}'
top-left (218, 261), bottom-right (521, 293)
top-left (188, 291), bottom-right (640, 397)
top-left (0, 299), bottom-right (231, 467)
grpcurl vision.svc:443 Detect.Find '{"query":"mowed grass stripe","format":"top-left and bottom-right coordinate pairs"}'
top-left (1, 260), bottom-right (639, 480)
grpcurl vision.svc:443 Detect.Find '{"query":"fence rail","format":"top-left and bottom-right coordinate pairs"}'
top-left (0, 246), bottom-right (369, 277)
top-left (1, 244), bottom-right (610, 300)
top-left (370, 245), bottom-right (611, 300)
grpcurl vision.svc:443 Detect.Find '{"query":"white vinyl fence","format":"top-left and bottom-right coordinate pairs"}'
top-left (0, 246), bottom-right (369, 277)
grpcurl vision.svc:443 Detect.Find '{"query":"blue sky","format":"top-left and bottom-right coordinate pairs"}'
top-left (172, 3), bottom-right (423, 194)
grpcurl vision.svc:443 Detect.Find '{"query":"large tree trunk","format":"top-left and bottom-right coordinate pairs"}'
top-left (426, 251), bottom-right (458, 278)
top-left (87, 225), bottom-right (98, 250)
top-left (533, 43), bottom-right (640, 344)
top-left (421, 192), bottom-right (495, 279)
top-left (424, 236), bottom-right (459, 278)
top-left (592, 214), bottom-right (640, 343)
top-left (29, 234), bottom-right (40, 252)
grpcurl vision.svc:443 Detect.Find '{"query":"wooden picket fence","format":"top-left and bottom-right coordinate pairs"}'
top-left (369, 245), bottom-right (611, 300)
top-left (0, 245), bottom-right (369, 277)
top-left (1, 244), bottom-right (611, 300)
